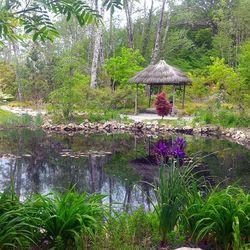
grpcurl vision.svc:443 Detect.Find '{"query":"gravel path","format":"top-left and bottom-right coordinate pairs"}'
top-left (124, 113), bottom-right (194, 122)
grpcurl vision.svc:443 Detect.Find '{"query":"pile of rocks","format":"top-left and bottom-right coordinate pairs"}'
top-left (42, 120), bottom-right (250, 148)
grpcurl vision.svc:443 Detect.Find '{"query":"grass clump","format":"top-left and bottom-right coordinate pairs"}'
top-left (27, 191), bottom-right (106, 249)
top-left (94, 207), bottom-right (160, 250)
top-left (184, 186), bottom-right (250, 250)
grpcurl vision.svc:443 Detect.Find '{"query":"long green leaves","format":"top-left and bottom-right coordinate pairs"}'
top-left (27, 191), bottom-right (106, 249)
top-left (184, 186), bottom-right (250, 249)
top-left (151, 160), bottom-right (204, 243)
top-left (0, 188), bottom-right (106, 250)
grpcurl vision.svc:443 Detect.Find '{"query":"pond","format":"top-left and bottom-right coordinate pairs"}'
top-left (0, 129), bottom-right (249, 210)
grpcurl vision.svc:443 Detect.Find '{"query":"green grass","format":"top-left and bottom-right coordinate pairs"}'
top-left (0, 109), bottom-right (43, 128)
top-left (193, 108), bottom-right (250, 128)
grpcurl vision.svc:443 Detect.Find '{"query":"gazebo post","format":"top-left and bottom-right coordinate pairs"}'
top-left (172, 85), bottom-right (176, 115)
top-left (134, 83), bottom-right (138, 115)
top-left (182, 84), bottom-right (186, 109)
top-left (148, 85), bottom-right (151, 107)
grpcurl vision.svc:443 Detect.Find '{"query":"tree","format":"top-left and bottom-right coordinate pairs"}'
top-left (155, 92), bottom-right (171, 118)
top-left (151, 0), bottom-right (166, 64)
top-left (239, 40), bottom-right (250, 88)
top-left (124, 0), bottom-right (134, 48)
top-left (0, 0), bottom-right (122, 44)
top-left (104, 47), bottom-right (144, 90)
top-left (90, 0), bottom-right (105, 89)
top-left (141, 0), bottom-right (154, 58)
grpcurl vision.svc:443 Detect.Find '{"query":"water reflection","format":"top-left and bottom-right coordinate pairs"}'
top-left (0, 129), bottom-right (249, 210)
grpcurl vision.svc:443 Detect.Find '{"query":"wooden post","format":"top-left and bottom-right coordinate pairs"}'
top-left (148, 85), bottom-right (151, 107)
top-left (182, 84), bottom-right (186, 109)
top-left (172, 85), bottom-right (175, 115)
top-left (134, 83), bottom-right (138, 115)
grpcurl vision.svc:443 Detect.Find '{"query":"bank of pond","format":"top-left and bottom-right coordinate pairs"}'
top-left (0, 129), bottom-right (250, 249)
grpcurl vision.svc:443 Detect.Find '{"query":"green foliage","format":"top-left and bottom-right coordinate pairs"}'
top-left (94, 207), bottom-right (159, 249)
top-left (184, 186), bottom-right (250, 250)
top-left (0, 109), bottom-right (43, 128)
top-left (48, 74), bottom-right (89, 121)
top-left (48, 74), bottom-right (138, 122)
top-left (0, 109), bottom-right (20, 127)
top-left (194, 107), bottom-right (250, 127)
top-left (188, 58), bottom-right (250, 108)
top-left (27, 190), bottom-right (106, 249)
top-left (151, 161), bottom-right (202, 243)
top-left (0, 61), bottom-right (16, 96)
top-left (0, 0), bottom-right (122, 44)
top-left (0, 186), bottom-right (39, 249)
top-left (104, 47), bottom-right (145, 88)
top-left (188, 73), bottom-right (209, 99)
top-left (239, 40), bottom-right (250, 87)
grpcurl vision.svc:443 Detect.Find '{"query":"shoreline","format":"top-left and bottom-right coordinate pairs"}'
top-left (42, 121), bottom-right (250, 149)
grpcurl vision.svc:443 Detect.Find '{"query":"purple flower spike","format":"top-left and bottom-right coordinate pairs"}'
top-left (152, 137), bottom-right (187, 166)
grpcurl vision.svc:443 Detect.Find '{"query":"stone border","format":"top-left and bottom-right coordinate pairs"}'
top-left (42, 121), bottom-right (250, 149)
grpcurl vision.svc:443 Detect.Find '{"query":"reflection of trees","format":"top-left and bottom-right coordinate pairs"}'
top-left (0, 129), bottom-right (249, 207)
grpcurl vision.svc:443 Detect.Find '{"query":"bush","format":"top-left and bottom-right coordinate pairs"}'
top-left (48, 73), bottom-right (139, 122)
top-left (155, 92), bottom-right (172, 118)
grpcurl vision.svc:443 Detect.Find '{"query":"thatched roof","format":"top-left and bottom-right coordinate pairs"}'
top-left (129, 60), bottom-right (192, 85)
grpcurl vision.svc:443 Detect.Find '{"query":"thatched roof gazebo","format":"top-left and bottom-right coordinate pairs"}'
top-left (129, 60), bottom-right (192, 115)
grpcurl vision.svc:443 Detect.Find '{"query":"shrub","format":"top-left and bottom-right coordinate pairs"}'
top-left (155, 92), bottom-right (172, 118)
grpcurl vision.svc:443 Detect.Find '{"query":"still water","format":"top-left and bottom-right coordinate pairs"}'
top-left (0, 129), bottom-right (249, 209)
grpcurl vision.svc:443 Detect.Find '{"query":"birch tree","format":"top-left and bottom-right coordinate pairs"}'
top-left (124, 0), bottom-right (134, 49)
top-left (90, 0), bottom-right (105, 89)
top-left (151, 0), bottom-right (166, 64)
top-left (141, 0), bottom-right (154, 58)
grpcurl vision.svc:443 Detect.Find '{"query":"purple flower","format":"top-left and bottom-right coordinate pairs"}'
top-left (152, 137), bottom-right (186, 165)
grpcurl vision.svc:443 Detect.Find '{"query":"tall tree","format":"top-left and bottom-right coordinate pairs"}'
top-left (151, 0), bottom-right (166, 64)
top-left (90, 0), bottom-right (105, 88)
top-left (124, 0), bottom-right (134, 48)
top-left (12, 42), bottom-right (23, 101)
top-left (141, 0), bottom-right (154, 58)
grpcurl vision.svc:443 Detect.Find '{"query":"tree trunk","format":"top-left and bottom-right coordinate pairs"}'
top-left (161, 6), bottom-right (172, 55)
top-left (12, 42), bottom-right (23, 101)
top-left (90, 1), bottom-right (104, 89)
top-left (151, 0), bottom-right (166, 64)
top-left (124, 0), bottom-right (134, 49)
top-left (108, 10), bottom-right (114, 57)
top-left (141, 0), bottom-right (154, 57)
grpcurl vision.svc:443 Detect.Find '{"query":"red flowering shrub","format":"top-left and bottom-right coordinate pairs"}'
top-left (155, 92), bottom-right (172, 118)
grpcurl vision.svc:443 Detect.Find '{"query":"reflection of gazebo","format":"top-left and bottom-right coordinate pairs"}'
top-left (129, 60), bottom-right (192, 115)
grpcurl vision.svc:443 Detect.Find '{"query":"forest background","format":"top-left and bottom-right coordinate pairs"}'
top-left (0, 0), bottom-right (250, 126)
